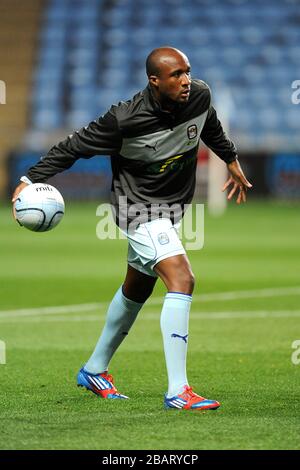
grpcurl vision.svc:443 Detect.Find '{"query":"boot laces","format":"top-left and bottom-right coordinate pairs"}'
top-left (181, 386), bottom-right (204, 403)
top-left (101, 372), bottom-right (114, 385)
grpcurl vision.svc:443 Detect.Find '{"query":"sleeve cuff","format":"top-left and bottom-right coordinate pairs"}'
top-left (226, 155), bottom-right (238, 164)
top-left (20, 176), bottom-right (33, 184)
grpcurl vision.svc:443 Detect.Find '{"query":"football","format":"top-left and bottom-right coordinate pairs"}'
top-left (14, 183), bottom-right (65, 232)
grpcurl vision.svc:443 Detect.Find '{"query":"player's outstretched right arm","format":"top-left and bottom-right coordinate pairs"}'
top-left (26, 109), bottom-right (121, 184)
top-left (11, 108), bottom-right (122, 218)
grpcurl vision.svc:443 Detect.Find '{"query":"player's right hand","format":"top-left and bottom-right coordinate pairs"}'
top-left (11, 182), bottom-right (29, 219)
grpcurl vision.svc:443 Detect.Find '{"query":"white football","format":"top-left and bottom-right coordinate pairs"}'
top-left (15, 183), bottom-right (65, 232)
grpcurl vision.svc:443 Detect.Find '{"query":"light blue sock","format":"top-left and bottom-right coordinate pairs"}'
top-left (84, 286), bottom-right (143, 374)
top-left (160, 292), bottom-right (192, 398)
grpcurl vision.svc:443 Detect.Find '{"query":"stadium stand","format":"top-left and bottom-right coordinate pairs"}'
top-left (0, 0), bottom-right (43, 197)
top-left (28, 0), bottom-right (300, 153)
top-left (2, 0), bottom-right (300, 200)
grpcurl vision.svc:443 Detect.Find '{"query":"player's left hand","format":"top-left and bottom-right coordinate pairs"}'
top-left (222, 159), bottom-right (252, 204)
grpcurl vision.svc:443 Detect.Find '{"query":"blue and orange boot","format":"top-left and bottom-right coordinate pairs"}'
top-left (164, 385), bottom-right (220, 410)
top-left (77, 367), bottom-right (128, 399)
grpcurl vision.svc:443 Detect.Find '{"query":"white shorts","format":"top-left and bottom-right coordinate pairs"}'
top-left (121, 218), bottom-right (186, 278)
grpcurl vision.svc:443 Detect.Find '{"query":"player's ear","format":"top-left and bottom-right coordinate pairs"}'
top-left (149, 75), bottom-right (159, 88)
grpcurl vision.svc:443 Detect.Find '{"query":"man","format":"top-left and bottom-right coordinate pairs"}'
top-left (12, 47), bottom-right (252, 410)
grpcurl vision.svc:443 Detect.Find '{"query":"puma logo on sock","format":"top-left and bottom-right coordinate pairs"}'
top-left (171, 333), bottom-right (188, 343)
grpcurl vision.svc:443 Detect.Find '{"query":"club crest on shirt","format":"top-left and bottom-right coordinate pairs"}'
top-left (157, 232), bottom-right (169, 245)
top-left (187, 124), bottom-right (197, 140)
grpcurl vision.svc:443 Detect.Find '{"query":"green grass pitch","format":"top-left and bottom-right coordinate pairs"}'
top-left (0, 201), bottom-right (299, 450)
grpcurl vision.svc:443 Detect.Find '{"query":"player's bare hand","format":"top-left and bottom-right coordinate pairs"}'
top-left (222, 160), bottom-right (252, 204)
top-left (11, 182), bottom-right (28, 219)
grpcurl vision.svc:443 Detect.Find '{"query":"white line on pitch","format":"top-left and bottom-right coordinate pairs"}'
top-left (1, 310), bottom-right (300, 323)
top-left (175, 286), bottom-right (300, 303)
top-left (0, 286), bottom-right (300, 320)
top-left (0, 302), bottom-right (105, 319)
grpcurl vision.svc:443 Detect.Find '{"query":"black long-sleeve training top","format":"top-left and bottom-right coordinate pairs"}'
top-left (27, 79), bottom-right (237, 226)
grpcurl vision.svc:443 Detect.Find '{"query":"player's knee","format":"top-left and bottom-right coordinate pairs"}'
top-left (122, 281), bottom-right (156, 303)
top-left (189, 271), bottom-right (195, 293)
top-left (140, 283), bottom-right (155, 301)
top-left (170, 270), bottom-right (195, 295)
top-left (154, 255), bottom-right (195, 294)
top-left (182, 270), bottom-right (195, 294)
